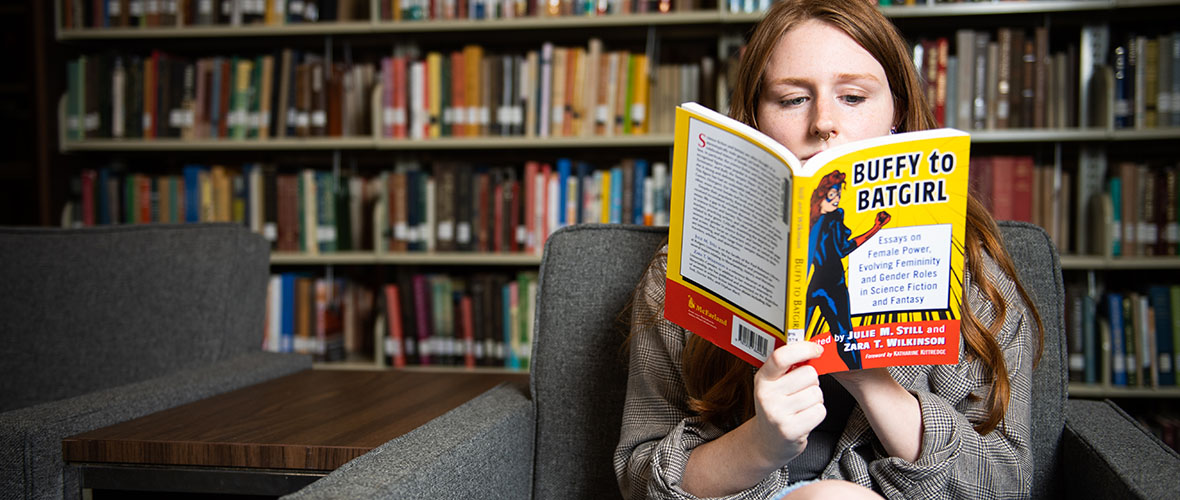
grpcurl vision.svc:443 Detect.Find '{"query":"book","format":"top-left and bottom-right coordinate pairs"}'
top-left (665, 102), bottom-right (969, 373)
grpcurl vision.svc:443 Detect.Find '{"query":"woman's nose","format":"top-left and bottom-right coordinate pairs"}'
top-left (811, 98), bottom-right (836, 142)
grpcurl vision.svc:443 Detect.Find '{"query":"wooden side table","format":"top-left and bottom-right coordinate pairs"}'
top-left (62, 369), bottom-right (529, 497)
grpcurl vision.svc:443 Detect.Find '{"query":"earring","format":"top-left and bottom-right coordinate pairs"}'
top-left (890, 126), bottom-right (898, 134)
top-left (819, 131), bottom-right (831, 141)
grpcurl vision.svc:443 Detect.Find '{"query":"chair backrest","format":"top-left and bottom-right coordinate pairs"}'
top-left (531, 224), bottom-right (667, 500)
top-left (529, 222), bottom-right (1065, 500)
top-left (0, 223), bottom-right (271, 412)
top-left (997, 221), bottom-right (1067, 500)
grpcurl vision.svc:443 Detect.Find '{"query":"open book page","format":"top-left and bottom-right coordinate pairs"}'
top-left (665, 102), bottom-right (971, 373)
top-left (788, 128), bottom-right (970, 374)
top-left (665, 103), bottom-right (801, 366)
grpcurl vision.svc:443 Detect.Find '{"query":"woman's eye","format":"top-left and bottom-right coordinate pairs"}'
top-left (841, 95), bottom-right (867, 105)
top-left (781, 96), bottom-right (808, 107)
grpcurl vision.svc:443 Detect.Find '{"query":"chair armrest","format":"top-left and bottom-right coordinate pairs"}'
top-left (1062, 398), bottom-right (1180, 500)
top-left (0, 351), bottom-right (310, 499)
top-left (285, 382), bottom-right (535, 500)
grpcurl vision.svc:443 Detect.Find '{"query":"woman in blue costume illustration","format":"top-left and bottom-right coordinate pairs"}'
top-left (807, 170), bottom-right (890, 370)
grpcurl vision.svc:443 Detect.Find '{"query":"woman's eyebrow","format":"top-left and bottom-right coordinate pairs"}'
top-left (765, 77), bottom-right (811, 88)
top-left (766, 73), bottom-right (882, 87)
top-left (834, 73), bottom-right (882, 84)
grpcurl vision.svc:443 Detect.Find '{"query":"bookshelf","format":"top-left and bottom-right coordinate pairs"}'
top-left (46, 1), bottom-right (1180, 447)
top-left (60, 135), bottom-right (678, 151)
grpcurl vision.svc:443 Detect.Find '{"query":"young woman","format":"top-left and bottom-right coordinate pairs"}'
top-left (614, 1), bottom-right (1045, 499)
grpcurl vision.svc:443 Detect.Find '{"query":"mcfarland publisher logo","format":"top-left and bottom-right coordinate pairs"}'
top-left (689, 295), bottom-right (728, 327)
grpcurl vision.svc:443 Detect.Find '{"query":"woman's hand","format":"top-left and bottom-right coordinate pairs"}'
top-left (750, 341), bottom-right (828, 466)
top-left (682, 342), bottom-right (826, 497)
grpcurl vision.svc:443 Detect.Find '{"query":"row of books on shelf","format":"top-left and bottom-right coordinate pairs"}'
top-left (62, 41), bottom-right (716, 141)
top-left (1066, 284), bottom-right (1180, 388)
top-left (924, 27), bottom-right (1077, 131)
top-left (1076, 160), bottom-right (1180, 258)
top-left (61, 0), bottom-right (370, 29)
top-left (921, 27), bottom-right (1180, 131)
top-left (62, 158), bottom-right (674, 254)
top-left (965, 153), bottom-right (1180, 258)
top-left (969, 155), bottom-right (1072, 255)
top-left (61, 0), bottom-right (709, 29)
top-left (1111, 33), bottom-right (1180, 129)
top-left (260, 270), bottom-right (539, 369)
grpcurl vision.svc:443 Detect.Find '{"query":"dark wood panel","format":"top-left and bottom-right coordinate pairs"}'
top-left (63, 370), bottom-right (529, 471)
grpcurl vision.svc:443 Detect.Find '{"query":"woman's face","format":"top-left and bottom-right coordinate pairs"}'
top-left (820, 186), bottom-right (841, 214)
top-left (756, 19), bottom-right (895, 165)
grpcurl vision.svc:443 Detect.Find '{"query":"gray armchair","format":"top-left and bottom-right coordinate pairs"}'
top-left (286, 222), bottom-right (1179, 499)
top-left (0, 224), bottom-right (311, 500)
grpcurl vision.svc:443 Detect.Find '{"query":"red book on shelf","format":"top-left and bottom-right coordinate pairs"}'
top-left (460, 295), bottom-right (475, 369)
top-left (509, 179), bottom-right (522, 253)
top-left (493, 181), bottom-right (504, 252)
top-left (138, 175), bottom-right (152, 223)
top-left (218, 58), bottom-right (232, 139)
top-left (412, 274), bottom-right (433, 366)
top-left (392, 56), bottom-right (408, 139)
top-left (80, 169), bottom-right (96, 226)
top-left (523, 161), bottom-right (537, 253)
top-left (476, 172), bottom-right (490, 252)
top-left (990, 156), bottom-right (1015, 221)
top-left (384, 284), bottom-right (406, 368)
top-left (1011, 155), bottom-right (1035, 223)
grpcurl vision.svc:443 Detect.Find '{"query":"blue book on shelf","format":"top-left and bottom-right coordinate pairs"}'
top-left (96, 168), bottom-right (111, 225)
top-left (504, 282), bottom-right (518, 370)
top-left (1149, 286), bottom-right (1176, 386)
top-left (209, 58), bottom-right (222, 138)
top-left (1083, 294), bottom-right (1098, 384)
top-left (182, 165), bottom-right (204, 223)
top-left (610, 166), bottom-right (623, 224)
top-left (575, 162), bottom-right (590, 224)
top-left (633, 159), bottom-right (648, 225)
top-left (1108, 178), bottom-right (1122, 257)
top-left (556, 158), bottom-right (571, 227)
top-left (280, 273), bottom-right (296, 353)
top-left (1107, 292), bottom-right (1128, 386)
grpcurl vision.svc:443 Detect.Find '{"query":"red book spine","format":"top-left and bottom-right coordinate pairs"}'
top-left (412, 274), bottom-right (433, 365)
top-left (393, 56), bottom-right (408, 139)
top-left (138, 175), bottom-right (152, 223)
top-left (1011, 156), bottom-right (1035, 223)
top-left (384, 284), bottom-right (406, 368)
top-left (523, 161), bottom-right (537, 253)
top-left (509, 180), bottom-right (521, 252)
top-left (493, 182), bottom-right (504, 252)
top-left (461, 295), bottom-right (475, 369)
top-left (990, 156), bottom-right (1015, 221)
top-left (81, 169), bottom-right (97, 226)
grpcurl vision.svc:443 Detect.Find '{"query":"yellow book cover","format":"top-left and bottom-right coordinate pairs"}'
top-left (427, 52), bottom-right (443, 138)
top-left (665, 102), bottom-right (970, 373)
top-left (600, 169), bottom-right (612, 224)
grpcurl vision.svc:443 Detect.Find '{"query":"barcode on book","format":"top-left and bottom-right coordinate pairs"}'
top-left (732, 316), bottom-right (772, 362)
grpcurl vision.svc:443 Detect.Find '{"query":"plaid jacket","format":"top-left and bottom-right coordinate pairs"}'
top-left (614, 249), bottom-right (1037, 500)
